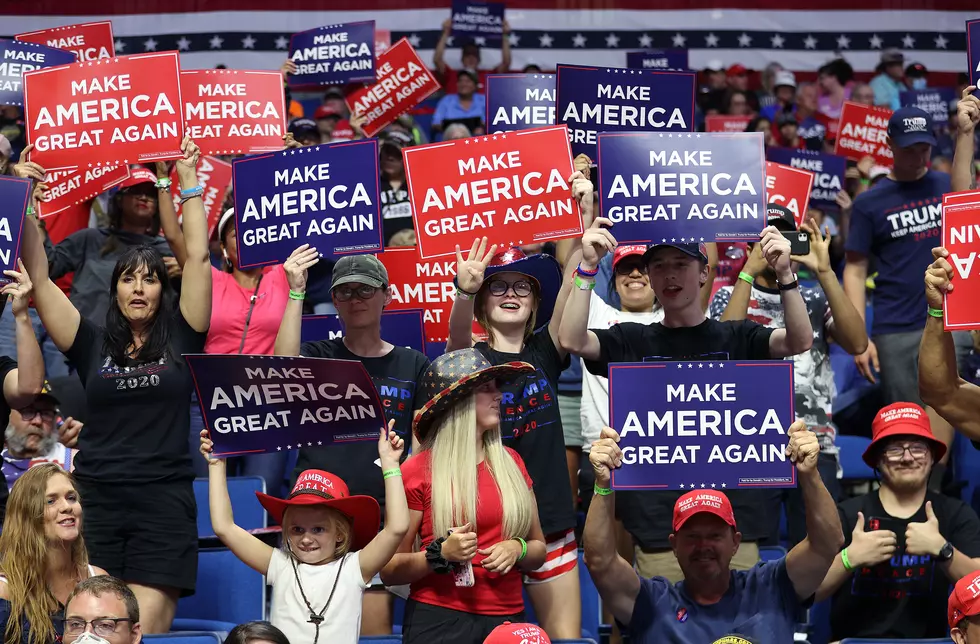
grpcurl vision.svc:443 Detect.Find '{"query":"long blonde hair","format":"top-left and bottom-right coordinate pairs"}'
top-left (423, 395), bottom-right (534, 539)
top-left (0, 464), bottom-right (90, 644)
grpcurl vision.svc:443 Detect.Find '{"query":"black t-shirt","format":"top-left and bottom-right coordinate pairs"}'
top-left (297, 339), bottom-right (430, 503)
top-left (476, 330), bottom-right (576, 535)
top-left (66, 311), bottom-right (206, 484)
top-left (584, 318), bottom-right (776, 549)
top-left (380, 179), bottom-right (413, 245)
top-left (830, 490), bottom-right (980, 640)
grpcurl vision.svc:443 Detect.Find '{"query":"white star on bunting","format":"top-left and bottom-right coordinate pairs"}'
top-left (114, 39), bottom-right (126, 52)
top-left (539, 33), bottom-right (554, 47)
top-left (934, 34), bottom-right (948, 49)
top-left (705, 33), bottom-right (719, 47)
top-left (606, 33), bottom-right (620, 48)
top-left (836, 34), bottom-right (850, 49)
top-left (902, 33), bottom-right (916, 48)
top-left (242, 35), bottom-right (257, 49)
top-left (275, 36), bottom-right (289, 49)
top-left (672, 33), bottom-right (686, 48)
top-left (508, 33), bottom-right (520, 47)
top-left (143, 37), bottom-right (157, 51)
top-left (408, 33), bottom-right (422, 48)
top-left (803, 35), bottom-right (817, 49)
top-left (638, 33), bottom-right (653, 48)
top-left (770, 34), bottom-right (785, 48)
top-left (869, 34), bottom-right (883, 49)
top-left (209, 35), bottom-right (224, 49)
top-left (176, 37), bottom-right (191, 51)
top-left (572, 33), bottom-right (587, 47)
top-left (737, 33), bottom-right (752, 47)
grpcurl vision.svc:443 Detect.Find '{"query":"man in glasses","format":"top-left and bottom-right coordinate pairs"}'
top-left (2, 380), bottom-right (82, 492)
top-left (62, 575), bottom-right (141, 644)
top-left (275, 252), bottom-right (430, 635)
top-left (815, 402), bottom-right (980, 641)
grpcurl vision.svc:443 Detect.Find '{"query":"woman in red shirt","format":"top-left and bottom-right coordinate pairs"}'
top-left (381, 348), bottom-right (547, 644)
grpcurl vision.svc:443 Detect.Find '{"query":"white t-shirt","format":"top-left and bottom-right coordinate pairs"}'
top-left (267, 548), bottom-right (367, 644)
top-left (580, 291), bottom-right (663, 452)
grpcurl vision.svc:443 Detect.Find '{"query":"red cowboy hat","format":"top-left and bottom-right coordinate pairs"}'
top-left (862, 402), bottom-right (946, 467)
top-left (256, 470), bottom-right (380, 551)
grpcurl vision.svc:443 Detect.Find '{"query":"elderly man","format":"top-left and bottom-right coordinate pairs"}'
top-left (2, 380), bottom-right (81, 491)
top-left (62, 576), bottom-right (141, 644)
top-left (584, 420), bottom-right (842, 642)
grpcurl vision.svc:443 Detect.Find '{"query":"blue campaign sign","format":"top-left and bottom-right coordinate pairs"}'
top-left (451, 0), bottom-right (505, 44)
top-left (288, 21), bottom-right (376, 87)
top-left (0, 39), bottom-right (76, 107)
top-left (626, 49), bottom-right (689, 72)
top-left (608, 361), bottom-right (797, 491)
top-left (556, 64), bottom-right (696, 159)
top-left (597, 131), bottom-right (766, 244)
top-left (900, 88), bottom-right (956, 126)
top-left (486, 74), bottom-right (555, 133)
top-left (232, 140), bottom-right (383, 269)
top-left (0, 177), bottom-right (29, 275)
top-left (301, 309), bottom-right (427, 354)
top-left (969, 20), bottom-right (980, 96)
top-left (766, 147), bottom-right (846, 209)
top-left (188, 354), bottom-right (386, 458)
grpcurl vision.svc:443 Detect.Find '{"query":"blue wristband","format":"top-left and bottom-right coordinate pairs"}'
top-left (180, 186), bottom-right (204, 198)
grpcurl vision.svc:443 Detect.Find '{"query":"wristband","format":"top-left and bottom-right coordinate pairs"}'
top-left (574, 275), bottom-right (596, 290)
top-left (155, 177), bottom-right (173, 189)
top-left (452, 276), bottom-right (479, 297)
top-left (455, 288), bottom-right (475, 301)
top-left (180, 186), bottom-right (204, 203)
top-left (594, 483), bottom-right (613, 496)
top-left (737, 271), bottom-right (754, 286)
top-left (382, 468), bottom-right (402, 480)
top-left (777, 279), bottom-right (799, 292)
top-left (841, 547), bottom-right (854, 572)
top-left (289, 290), bottom-right (306, 301)
top-left (515, 537), bottom-right (527, 561)
top-left (927, 307), bottom-right (944, 318)
top-left (576, 263), bottom-right (599, 277)
top-left (25, 205), bottom-right (34, 217)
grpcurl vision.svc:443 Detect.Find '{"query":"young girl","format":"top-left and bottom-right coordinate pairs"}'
top-left (200, 424), bottom-right (409, 644)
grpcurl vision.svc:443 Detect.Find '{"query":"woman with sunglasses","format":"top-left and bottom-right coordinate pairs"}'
top-left (445, 228), bottom-right (582, 639)
top-left (275, 250), bottom-right (430, 636)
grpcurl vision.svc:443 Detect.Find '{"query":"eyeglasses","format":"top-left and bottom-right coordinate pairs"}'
top-left (62, 618), bottom-right (133, 637)
top-left (882, 442), bottom-right (931, 461)
top-left (488, 279), bottom-right (532, 298)
top-left (615, 262), bottom-right (648, 276)
top-left (19, 408), bottom-right (56, 422)
top-left (333, 284), bottom-right (381, 302)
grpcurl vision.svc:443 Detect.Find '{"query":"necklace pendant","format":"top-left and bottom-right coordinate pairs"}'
top-left (309, 614), bottom-right (324, 625)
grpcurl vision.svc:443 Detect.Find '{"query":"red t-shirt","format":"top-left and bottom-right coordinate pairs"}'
top-left (402, 447), bottom-right (533, 615)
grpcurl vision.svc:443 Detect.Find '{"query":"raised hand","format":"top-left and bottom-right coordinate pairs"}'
top-left (175, 136), bottom-right (201, 188)
top-left (791, 217), bottom-right (832, 274)
top-left (760, 225), bottom-right (793, 280)
top-left (570, 169), bottom-right (594, 228)
top-left (199, 429), bottom-right (220, 466)
top-left (377, 419), bottom-right (404, 470)
top-left (785, 420), bottom-right (819, 473)
top-left (589, 426), bottom-right (623, 487)
top-left (956, 86), bottom-right (980, 133)
top-left (2, 259), bottom-right (33, 318)
top-left (455, 237), bottom-right (498, 294)
top-left (57, 417), bottom-right (82, 449)
top-left (925, 246), bottom-right (954, 311)
top-left (283, 244), bottom-right (320, 292)
top-left (581, 217), bottom-right (616, 269)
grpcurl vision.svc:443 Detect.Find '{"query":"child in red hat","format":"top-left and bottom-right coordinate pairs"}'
top-left (200, 425), bottom-right (409, 644)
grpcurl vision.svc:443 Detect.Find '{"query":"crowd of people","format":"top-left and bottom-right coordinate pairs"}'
top-left (0, 23), bottom-right (980, 644)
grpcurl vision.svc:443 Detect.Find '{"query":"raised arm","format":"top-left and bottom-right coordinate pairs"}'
top-left (583, 427), bottom-right (641, 626)
top-left (784, 421), bottom-right (845, 601)
top-left (719, 243), bottom-right (768, 322)
top-left (919, 247), bottom-right (980, 439)
top-left (446, 237), bottom-right (497, 352)
top-left (497, 21), bottom-right (512, 73)
top-left (174, 138), bottom-right (211, 332)
top-left (951, 86), bottom-right (979, 193)
top-left (200, 430), bottom-right (274, 575)
top-left (378, 511), bottom-right (428, 586)
top-left (1, 260), bottom-right (44, 407)
top-left (433, 19), bottom-right (452, 77)
top-left (358, 424), bottom-right (411, 583)
top-left (547, 246), bottom-right (580, 361)
top-left (155, 162), bottom-right (188, 268)
top-left (274, 244), bottom-right (320, 356)
top-left (761, 227), bottom-right (813, 358)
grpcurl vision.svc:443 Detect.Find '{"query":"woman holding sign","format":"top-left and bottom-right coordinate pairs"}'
top-left (18, 137), bottom-right (212, 634)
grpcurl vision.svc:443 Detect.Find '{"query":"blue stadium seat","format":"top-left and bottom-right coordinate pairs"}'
top-left (836, 435), bottom-right (875, 480)
top-left (953, 432), bottom-right (980, 515)
top-left (194, 476), bottom-right (267, 536)
top-left (175, 547), bottom-right (265, 624)
top-left (759, 545), bottom-right (787, 562)
top-left (170, 619), bottom-right (235, 635)
top-left (143, 633), bottom-right (222, 643)
top-left (839, 639), bottom-right (953, 643)
top-left (360, 637), bottom-right (403, 643)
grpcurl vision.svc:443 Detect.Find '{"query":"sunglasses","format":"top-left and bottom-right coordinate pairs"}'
top-left (615, 261), bottom-right (648, 276)
top-left (333, 284), bottom-right (381, 302)
top-left (488, 279), bottom-right (533, 298)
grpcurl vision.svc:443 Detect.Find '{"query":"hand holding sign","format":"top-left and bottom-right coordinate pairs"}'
top-left (905, 500), bottom-right (946, 557)
top-left (784, 420), bottom-right (818, 473)
top-left (790, 218), bottom-right (832, 275)
top-left (760, 225), bottom-right (793, 281)
top-left (283, 244), bottom-right (321, 293)
top-left (924, 246), bottom-right (954, 310)
top-left (848, 511), bottom-right (897, 568)
top-left (582, 217), bottom-right (616, 270)
top-left (442, 522), bottom-right (478, 562)
top-left (377, 418), bottom-right (404, 470)
top-left (455, 236), bottom-right (498, 294)
top-left (175, 136), bottom-right (202, 186)
top-left (956, 86), bottom-right (980, 133)
top-left (589, 426), bottom-right (623, 487)
top-left (2, 259), bottom-right (33, 317)
top-left (200, 428), bottom-right (220, 466)
top-left (570, 169), bottom-right (594, 227)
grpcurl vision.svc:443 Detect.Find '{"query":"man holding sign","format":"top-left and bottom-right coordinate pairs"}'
top-left (582, 420), bottom-right (841, 643)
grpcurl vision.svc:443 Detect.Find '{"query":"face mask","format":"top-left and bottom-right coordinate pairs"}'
top-left (71, 634), bottom-right (111, 644)
top-left (911, 78), bottom-right (927, 90)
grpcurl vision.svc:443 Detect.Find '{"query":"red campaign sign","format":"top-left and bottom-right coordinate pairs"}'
top-left (346, 38), bottom-right (441, 138)
top-left (377, 247), bottom-right (456, 343)
top-left (404, 125), bottom-right (581, 259)
top-left (37, 164), bottom-right (130, 218)
top-left (16, 21), bottom-right (115, 63)
top-left (765, 161), bottom-right (814, 228)
top-left (170, 156), bottom-right (233, 238)
top-left (25, 52), bottom-right (185, 171)
top-left (705, 115), bottom-right (752, 133)
top-left (942, 196), bottom-right (980, 330)
top-left (834, 101), bottom-right (894, 167)
top-left (181, 69), bottom-right (286, 156)
top-left (375, 30), bottom-right (392, 55)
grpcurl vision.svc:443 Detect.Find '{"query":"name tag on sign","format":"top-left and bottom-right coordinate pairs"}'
top-left (231, 140), bottom-right (383, 268)
top-left (301, 310), bottom-right (427, 354)
top-left (188, 354), bottom-right (386, 458)
top-left (597, 131), bottom-right (766, 244)
top-left (942, 193), bottom-right (980, 330)
top-left (608, 361), bottom-right (796, 491)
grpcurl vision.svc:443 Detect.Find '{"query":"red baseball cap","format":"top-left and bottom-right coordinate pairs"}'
top-left (484, 622), bottom-right (551, 644)
top-left (331, 119), bottom-right (355, 141)
top-left (119, 168), bottom-right (157, 190)
top-left (314, 104), bottom-right (342, 120)
top-left (949, 569), bottom-right (980, 628)
top-left (862, 402), bottom-right (946, 467)
top-left (727, 64), bottom-right (748, 77)
top-left (672, 490), bottom-right (736, 532)
top-left (612, 244), bottom-right (647, 268)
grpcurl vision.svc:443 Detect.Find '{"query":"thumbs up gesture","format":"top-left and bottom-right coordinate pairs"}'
top-left (846, 511), bottom-right (897, 569)
top-left (906, 501), bottom-right (946, 557)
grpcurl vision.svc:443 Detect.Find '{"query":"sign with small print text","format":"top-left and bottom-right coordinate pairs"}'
top-left (288, 21), bottom-right (376, 86)
top-left (900, 88), bottom-right (956, 126)
top-left (834, 101), bottom-right (893, 167)
top-left (766, 148), bottom-right (846, 209)
top-left (625, 49), bottom-right (689, 72)
top-left (0, 39), bottom-right (77, 107)
top-left (188, 354), bottom-right (386, 457)
top-left (301, 309), bottom-right (426, 353)
top-left (0, 177), bottom-right (30, 274)
top-left (403, 125), bottom-right (580, 259)
top-left (16, 22), bottom-right (114, 62)
top-left (597, 131), bottom-right (766, 244)
top-left (608, 361), bottom-right (796, 490)
top-left (765, 161), bottom-right (814, 228)
top-left (24, 52), bottom-right (184, 170)
top-left (941, 194), bottom-right (980, 330)
top-left (37, 165), bottom-right (130, 218)
top-left (486, 74), bottom-right (555, 133)
top-left (232, 140), bottom-right (382, 268)
top-left (451, 0), bottom-right (505, 44)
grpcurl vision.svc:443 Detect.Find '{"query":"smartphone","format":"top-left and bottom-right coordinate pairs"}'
top-left (782, 231), bottom-right (810, 256)
top-left (452, 561), bottom-right (475, 587)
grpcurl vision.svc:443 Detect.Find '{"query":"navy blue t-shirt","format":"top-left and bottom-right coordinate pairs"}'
top-left (844, 170), bottom-right (949, 335)
top-left (628, 560), bottom-right (804, 643)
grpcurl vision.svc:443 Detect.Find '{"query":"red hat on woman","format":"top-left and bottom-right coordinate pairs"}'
top-left (862, 402), bottom-right (946, 467)
top-left (484, 622), bottom-right (551, 644)
top-left (256, 469), bottom-right (380, 551)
